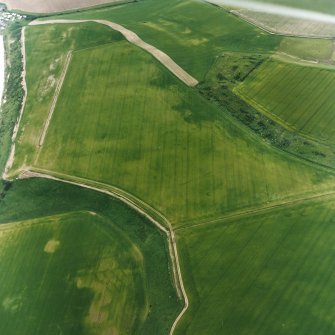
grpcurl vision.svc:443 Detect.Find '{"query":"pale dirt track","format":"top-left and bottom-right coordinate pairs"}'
top-left (29, 19), bottom-right (199, 87)
top-left (3, 0), bottom-right (129, 14)
top-left (18, 168), bottom-right (189, 335)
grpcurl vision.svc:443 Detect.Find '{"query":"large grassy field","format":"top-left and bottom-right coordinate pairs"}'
top-left (3, 1), bottom-right (335, 333)
top-left (47, 0), bottom-right (282, 80)
top-left (0, 178), bottom-right (180, 334)
top-left (9, 22), bottom-right (335, 225)
top-left (236, 59), bottom-right (335, 145)
top-left (175, 195), bottom-right (335, 334)
top-left (278, 37), bottom-right (334, 62)
top-left (0, 212), bottom-right (145, 335)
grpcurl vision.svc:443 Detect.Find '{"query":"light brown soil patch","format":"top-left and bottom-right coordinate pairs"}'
top-left (44, 239), bottom-right (60, 253)
top-left (3, 0), bottom-right (130, 14)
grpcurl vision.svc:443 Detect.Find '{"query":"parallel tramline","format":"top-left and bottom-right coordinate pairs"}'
top-left (237, 60), bottom-right (335, 144)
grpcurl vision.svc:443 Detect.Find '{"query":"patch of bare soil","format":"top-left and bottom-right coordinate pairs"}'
top-left (44, 239), bottom-right (60, 253)
top-left (3, 0), bottom-right (129, 14)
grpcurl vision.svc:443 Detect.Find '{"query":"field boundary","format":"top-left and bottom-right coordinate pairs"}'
top-left (29, 19), bottom-right (199, 87)
top-left (176, 189), bottom-right (335, 231)
top-left (16, 167), bottom-right (189, 335)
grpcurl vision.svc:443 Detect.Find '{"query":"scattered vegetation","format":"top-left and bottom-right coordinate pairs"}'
top-left (0, 21), bottom-right (24, 172)
top-left (200, 54), bottom-right (335, 169)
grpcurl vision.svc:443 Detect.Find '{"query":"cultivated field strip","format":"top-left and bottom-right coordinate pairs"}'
top-left (29, 19), bottom-right (199, 87)
top-left (231, 9), bottom-right (335, 38)
top-left (236, 60), bottom-right (335, 144)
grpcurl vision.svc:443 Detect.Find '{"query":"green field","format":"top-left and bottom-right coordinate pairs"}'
top-left (0, 178), bottom-right (180, 334)
top-left (236, 59), bottom-right (335, 145)
top-left (278, 37), bottom-right (334, 62)
top-left (175, 195), bottom-right (335, 334)
top-left (14, 22), bottom-right (121, 155)
top-left (47, 0), bottom-right (282, 80)
top-left (3, 0), bottom-right (335, 333)
top-left (9, 23), bottom-right (335, 225)
top-left (0, 212), bottom-right (145, 334)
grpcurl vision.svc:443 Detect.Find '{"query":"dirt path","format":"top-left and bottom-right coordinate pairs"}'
top-left (18, 167), bottom-right (189, 335)
top-left (39, 52), bottom-right (72, 147)
top-left (2, 27), bottom-right (27, 179)
top-left (29, 19), bottom-right (199, 87)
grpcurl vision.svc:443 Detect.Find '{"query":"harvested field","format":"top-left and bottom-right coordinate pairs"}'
top-left (232, 9), bottom-right (335, 38)
top-left (3, 0), bottom-right (131, 13)
top-left (253, 0), bottom-right (335, 15)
